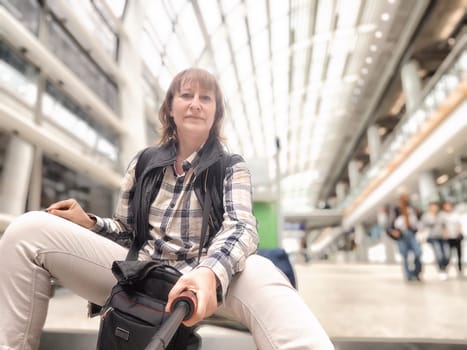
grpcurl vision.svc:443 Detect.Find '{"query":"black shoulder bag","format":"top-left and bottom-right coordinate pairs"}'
top-left (96, 172), bottom-right (214, 350)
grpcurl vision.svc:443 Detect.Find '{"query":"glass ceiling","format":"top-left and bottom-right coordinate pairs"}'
top-left (139, 0), bottom-right (411, 209)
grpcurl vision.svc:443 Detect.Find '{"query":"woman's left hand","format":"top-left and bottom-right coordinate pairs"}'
top-left (166, 267), bottom-right (218, 327)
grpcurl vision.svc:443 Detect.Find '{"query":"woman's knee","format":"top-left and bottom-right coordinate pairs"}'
top-left (2, 211), bottom-right (54, 244)
top-left (231, 255), bottom-right (292, 294)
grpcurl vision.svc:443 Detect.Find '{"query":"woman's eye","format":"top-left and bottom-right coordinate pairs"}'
top-left (200, 95), bottom-right (212, 102)
top-left (180, 93), bottom-right (192, 99)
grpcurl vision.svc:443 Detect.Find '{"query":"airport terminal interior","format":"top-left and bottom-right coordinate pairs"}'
top-left (0, 0), bottom-right (467, 349)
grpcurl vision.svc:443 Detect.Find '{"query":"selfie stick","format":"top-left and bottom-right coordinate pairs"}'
top-left (144, 290), bottom-right (197, 350)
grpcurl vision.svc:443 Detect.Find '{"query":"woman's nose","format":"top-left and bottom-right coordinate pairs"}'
top-left (189, 95), bottom-right (201, 110)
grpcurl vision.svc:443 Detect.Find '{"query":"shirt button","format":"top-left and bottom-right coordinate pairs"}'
top-left (170, 203), bottom-right (175, 208)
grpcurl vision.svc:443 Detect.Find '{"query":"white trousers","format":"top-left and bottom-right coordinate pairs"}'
top-left (0, 211), bottom-right (334, 350)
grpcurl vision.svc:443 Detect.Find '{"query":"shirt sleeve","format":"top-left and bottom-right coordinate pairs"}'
top-left (197, 157), bottom-right (259, 300)
top-left (88, 156), bottom-right (139, 247)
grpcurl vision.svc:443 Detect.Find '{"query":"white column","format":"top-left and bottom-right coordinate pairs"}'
top-left (367, 125), bottom-right (381, 164)
top-left (0, 136), bottom-right (34, 215)
top-left (418, 171), bottom-right (439, 209)
top-left (335, 182), bottom-right (347, 203)
top-left (354, 224), bottom-right (368, 262)
top-left (118, 0), bottom-right (147, 166)
top-left (27, 148), bottom-right (43, 211)
top-left (348, 160), bottom-right (361, 190)
top-left (401, 60), bottom-right (422, 114)
top-left (382, 230), bottom-right (396, 263)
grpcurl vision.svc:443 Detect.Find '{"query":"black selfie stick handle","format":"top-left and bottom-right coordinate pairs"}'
top-left (144, 291), bottom-right (197, 350)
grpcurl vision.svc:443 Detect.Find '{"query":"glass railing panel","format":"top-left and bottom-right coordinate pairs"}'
top-left (42, 81), bottom-right (120, 163)
top-left (0, 40), bottom-right (38, 105)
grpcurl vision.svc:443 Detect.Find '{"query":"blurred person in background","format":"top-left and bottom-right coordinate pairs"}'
top-left (440, 201), bottom-right (464, 277)
top-left (420, 202), bottom-right (449, 280)
top-left (386, 192), bottom-right (423, 282)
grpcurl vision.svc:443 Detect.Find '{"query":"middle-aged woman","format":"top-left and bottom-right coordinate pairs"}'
top-left (0, 68), bottom-right (334, 350)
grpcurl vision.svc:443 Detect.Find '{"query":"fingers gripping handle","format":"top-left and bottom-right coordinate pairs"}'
top-left (172, 290), bottom-right (197, 321)
top-left (144, 291), bottom-right (197, 350)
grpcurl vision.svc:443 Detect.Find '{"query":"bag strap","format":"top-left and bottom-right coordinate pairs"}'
top-left (198, 169), bottom-right (212, 263)
top-left (126, 170), bottom-right (212, 263)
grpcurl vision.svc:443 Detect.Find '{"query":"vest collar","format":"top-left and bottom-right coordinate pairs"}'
top-left (143, 138), bottom-right (225, 176)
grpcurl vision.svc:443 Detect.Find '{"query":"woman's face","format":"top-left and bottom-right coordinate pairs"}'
top-left (170, 80), bottom-right (216, 142)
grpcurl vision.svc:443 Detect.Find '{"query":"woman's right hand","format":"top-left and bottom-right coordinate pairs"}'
top-left (46, 198), bottom-right (96, 228)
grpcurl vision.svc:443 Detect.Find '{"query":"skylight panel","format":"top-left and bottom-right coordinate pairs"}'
top-left (270, 0), bottom-right (289, 20)
top-left (158, 66), bottom-right (172, 91)
top-left (220, 0), bottom-right (242, 14)
top-left (241, 79), bottom-right (256, 101)
top-left (178, 3), bottom-right (205, 59)
top-left (258, 82), bottom-right (272, 110)
top-left (198, 0), bottom-right (223, 34)
top-left (163, 0), bottom-right (186, 20)
top-left (328, 32), bottom-right (356, 57)
top-left (326, 55), bottom-right (347, 80)
top-left (101, 0), bottom-right (126, 18)
top-left (251, 30), bottom-right (269, 68)
top-left (271, 16), bottom-right (289, 53)
top-left (234, 46), bottom-right (252, 80)
top-left (147, 4), bottom-right (173, 45)
top-left (225, 4), bottom-right (248, 50)
top-left (140, 30), bottom-right (162, 76)
top-left (165, 37), bottom-right (190, 70)
top-left (220, 65), bottom-right (238, 100)
top-left (245, 0), bottom-right (268, 33)
top-left (309, 51), bottom-right (326, 84)
top-left (211, 27), bottom-right (231, 70)
top-left (315, 0), bottom-right (334, 33)
top-left (336, 0), bottom-right (361, 28)
top-left (292, 50), bottom-right (306, 91)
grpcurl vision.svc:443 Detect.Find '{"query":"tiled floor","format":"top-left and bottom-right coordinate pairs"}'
top-left (295, 262), bottom-right (467, 342)
top-left (44, 262), bottom-right (467, 343)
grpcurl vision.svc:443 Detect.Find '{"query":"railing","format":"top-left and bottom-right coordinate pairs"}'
top-left (340, 33), bottom-right (467, 213)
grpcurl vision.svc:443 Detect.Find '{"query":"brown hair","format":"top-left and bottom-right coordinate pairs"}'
top-left (158, 68), bottom-right (225, 145)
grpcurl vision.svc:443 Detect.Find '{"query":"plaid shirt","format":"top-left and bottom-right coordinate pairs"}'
top-left (91, 147), bottom-right (258, 297)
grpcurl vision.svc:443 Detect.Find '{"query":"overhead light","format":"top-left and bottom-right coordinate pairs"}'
top-left (343, 75), bottom-right (358, 83)
top-left (361, 67), bottom-right (368, 75)
top-left (436, 174), bottom-right (449, 185)
top-left (381, 13), bottom-right (390, 21)
top-left (370, 44), bottom-right (378, 52)
top-left (358, 24), bottom-right (377, 33)
top-left (365, 56), bottom-right (373, 64)
top-left (375, 31), bottom-right (383, 38)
